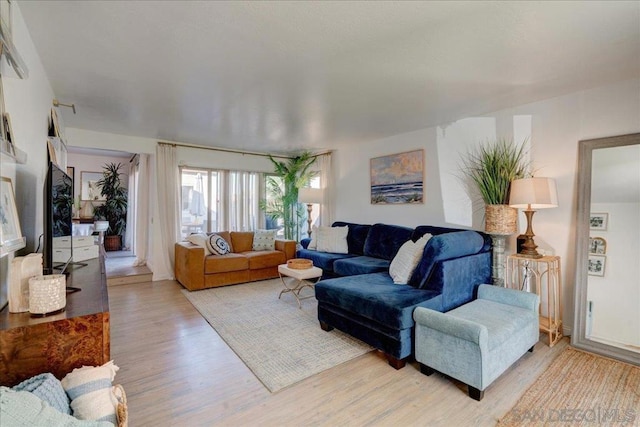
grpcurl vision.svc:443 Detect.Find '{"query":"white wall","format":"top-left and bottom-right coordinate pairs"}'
top-left (335, 77), bottom-right (640, 334)
top-left (1, 3), bottom-right (56, 252)
top-left (0, 3), bottom-right (56, 308)
top-left (65, 128), bottom-right (156, 155)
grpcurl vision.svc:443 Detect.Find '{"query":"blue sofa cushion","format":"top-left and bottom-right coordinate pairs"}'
top-left (409, 231), bottom-right (485, 289)
top-left (315, 273), bottom-right (441, 330)
top-left (297, 248), bottom-right (354, 272)
top-left (412, 226), bottom-right (492, 252)
top-left (411, 225), bottom-right (461, 240)
top-left (332, 221), bottom-right (371, 255)
top-left (363, 223), bottom-right (413, 261)
top-left (333, 256), bottom-right (390, 276)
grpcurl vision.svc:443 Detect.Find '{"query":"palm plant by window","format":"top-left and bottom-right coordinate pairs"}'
top-left (261, 152), bottom-right (316, 241)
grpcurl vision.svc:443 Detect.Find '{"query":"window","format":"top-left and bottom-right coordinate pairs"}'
top-left (264, 174), bottom-right (285, 237)
top-left (180, 169), bottom-right (213, 238)
top-left (179, 168), bottom-right (263, 239)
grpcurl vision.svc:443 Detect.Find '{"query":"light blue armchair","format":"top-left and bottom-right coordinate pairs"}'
top-left (413, 284), bottom-right (540, 400)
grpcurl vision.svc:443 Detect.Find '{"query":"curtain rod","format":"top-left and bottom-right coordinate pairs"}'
top-left (157, 141), bottom-right (332, 160)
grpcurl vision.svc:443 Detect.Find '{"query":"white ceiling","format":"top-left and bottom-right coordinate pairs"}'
top-left (19, 1), bottom-right (640, 155)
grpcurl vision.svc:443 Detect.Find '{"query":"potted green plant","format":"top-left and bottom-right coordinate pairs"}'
top-left (461, 138), bottom-right (530, 227)
top-left (92, 162), bottom-right (127, 251)
top-left (260, 152), bottom-right (316, 241)
top-left (461, 138), bottom-right (530, 285)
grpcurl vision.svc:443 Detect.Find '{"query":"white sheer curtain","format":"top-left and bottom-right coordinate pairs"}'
top-left (155, 144), bottom-right (180, 278)
top-left (125, 157), bottom-right (136, 252)
top-left (317, 152), bottom-right (334, 226)
top-left (133, 154), bottom-right (150, 267)
top-left (227, 171), bottom-right (260, 231)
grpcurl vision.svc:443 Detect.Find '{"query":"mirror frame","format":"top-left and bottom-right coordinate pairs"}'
top-left (572, 132), bottom-right (640, 366)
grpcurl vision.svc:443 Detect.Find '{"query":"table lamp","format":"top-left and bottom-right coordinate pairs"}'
top-left (509, 177), bottom-right (558, 258)
top-left (298, 187), bottom-right (323, 238)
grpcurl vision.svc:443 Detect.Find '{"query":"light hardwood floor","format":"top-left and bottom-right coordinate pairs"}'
top-left (109, 280), bottom-right (568, 426)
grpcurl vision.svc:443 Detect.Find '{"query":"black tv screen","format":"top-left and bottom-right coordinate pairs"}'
top-left (43, 162), bottom-right (73, 274)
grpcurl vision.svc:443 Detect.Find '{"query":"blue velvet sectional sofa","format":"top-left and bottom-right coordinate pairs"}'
top-left (297, 222), bottom-right (492, 369)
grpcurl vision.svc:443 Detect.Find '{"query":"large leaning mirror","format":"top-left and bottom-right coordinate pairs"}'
top-left (572, 133), bottom-right (640, 365)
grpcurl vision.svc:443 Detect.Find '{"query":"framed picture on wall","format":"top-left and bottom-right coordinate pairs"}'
top-left (81, 171), bottom-right (105, 201)
top-left (589, 212), bottom-right (608, 230)
top-left (0, 176), bottom-right (25, 255)
top-left (588, 254), bottom-right (606, 277)
top-left (589, 237), bottom-right (607, 254)
top-left (370, 149), bottom-right (424, 204)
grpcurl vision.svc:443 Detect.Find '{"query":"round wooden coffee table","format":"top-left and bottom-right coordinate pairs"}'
top-left (277, 264), bottom-right (323, 308)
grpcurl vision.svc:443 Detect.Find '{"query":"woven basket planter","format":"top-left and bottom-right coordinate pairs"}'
top-left (485, 204), bottom-right (517, 235)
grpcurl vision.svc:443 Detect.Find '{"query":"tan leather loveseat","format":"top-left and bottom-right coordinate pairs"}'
top-left (175, 231), bottom-right (297, 291)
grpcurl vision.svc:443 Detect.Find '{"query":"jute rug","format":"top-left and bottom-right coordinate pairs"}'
top-left (499, 347), bottom-right (640, 426)
top-left (181, 279), bottom-right (373, 392)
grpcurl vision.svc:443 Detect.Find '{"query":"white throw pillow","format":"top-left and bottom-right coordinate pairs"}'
top-left (252, 229), bottom-right (276, 251)
top-left (316, 226), bottom-right (349, 254)
top-left (307, 225), bottom-right (319, 250)
top-left (61, 361), bottom-right (119, 425)
top-left (186, 233), bottom-right (212, 255)
top-left (389, 233), bottom-right (432, 284)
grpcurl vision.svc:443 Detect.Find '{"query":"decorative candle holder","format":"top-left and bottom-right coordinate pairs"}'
top-left (28, 274), bottom-right (66, 317)
top-left (9, 253), bottom-right (43, 313)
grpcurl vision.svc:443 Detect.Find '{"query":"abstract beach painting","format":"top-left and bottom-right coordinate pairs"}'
top-left (370, 149), bottom-right (424, 204)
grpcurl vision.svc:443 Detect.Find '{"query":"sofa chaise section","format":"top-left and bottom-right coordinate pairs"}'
top-left (309, 222), bottom-right (492, 369)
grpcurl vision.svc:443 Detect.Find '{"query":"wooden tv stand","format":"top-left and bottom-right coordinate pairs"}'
top-left (0, 257), bottom-right (109, 386)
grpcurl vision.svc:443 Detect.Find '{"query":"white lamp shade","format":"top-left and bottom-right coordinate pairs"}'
top-left (509, 177), bottom-right (559, 209)
top-left (298, 187), bottom-right (323, 204)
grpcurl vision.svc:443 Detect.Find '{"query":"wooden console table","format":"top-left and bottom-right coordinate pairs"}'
top-left (0, 257), bottom-right (109, 386)
top-left (506, 254), bottom-right (563, 347)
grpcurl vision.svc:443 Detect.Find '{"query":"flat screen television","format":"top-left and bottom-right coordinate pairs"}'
top-left (43, 162), bottom-right (73, 275)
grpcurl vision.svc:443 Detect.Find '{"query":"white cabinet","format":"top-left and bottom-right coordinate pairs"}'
top-left (52, 236), bottom-right (98, 263)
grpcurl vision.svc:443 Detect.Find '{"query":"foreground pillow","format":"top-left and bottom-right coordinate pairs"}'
top-left (61, 361), bottom-right (119, 425)
top-left (207, 234), bottom-right (231, 255)
top-left (252, 229), bottom-right (276, 251)
top-left (307, 225), bottom-right (319, 250)
top-left (186, 233), bottom-right (212, 255)
top-left (389, 233), bottom-right (432, 284)
top-left (316, 225), bottom-right (349, 254)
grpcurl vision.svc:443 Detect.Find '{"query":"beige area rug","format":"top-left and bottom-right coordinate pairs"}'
top-left (500, 347), bottom-right (640, 426)
top-left (181, 279), bottom-right (373, 392)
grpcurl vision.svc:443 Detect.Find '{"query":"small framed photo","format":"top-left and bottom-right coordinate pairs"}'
top-left (588, 254), bottom-right (606, 277)
top-left (589, 213), bottom-right (608, 231)
top-left (3, 113), bottom-right (12, 143)
top-left (589, 237), bottom-right (607, 255)
top-left (0, 176), bottom-right (25, 254)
